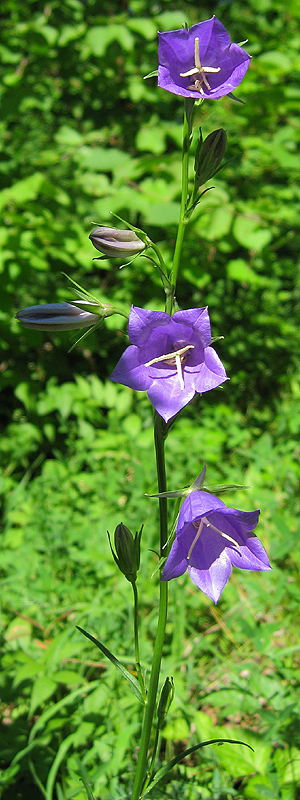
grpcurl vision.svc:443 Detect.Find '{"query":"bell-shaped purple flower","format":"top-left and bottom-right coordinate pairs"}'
top-left (110, 306), bottom-right (227, 422)
top-left (158, 16), bottom-right (251, 100)
top-left (162, 491), bottom-right (271, 603)
top-left (16, 302), bottom-right (99, 330)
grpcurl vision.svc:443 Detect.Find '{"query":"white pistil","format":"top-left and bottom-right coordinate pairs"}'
top-left (144, 345), bottom-right (194, 391)
top-left (180, 37), bottom-right (221, 94)
top-left (188, 515), bottom-right (240, 559)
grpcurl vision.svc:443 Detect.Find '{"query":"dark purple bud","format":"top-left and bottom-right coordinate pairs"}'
top-left (16, 302), bottom-right (99, 331)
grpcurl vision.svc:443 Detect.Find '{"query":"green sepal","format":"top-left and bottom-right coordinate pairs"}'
top-left (150, 555), bottom-right (167, 579)
top-left (110, 213), bottom-right (150, 249)
top-left (227, 92), bottom-right (245, 104)
top-left (140, 738), bottom-right (254, 798)
top-left (184, 97), bottom-right (196, 139)
top-left (184, 186), bottom-right (214, 218)
top-left (76, 626), bottom-right (144, 704)
top-left (68, 319), bottom-right (103, 353)
top-left (194, 128), bottom-right (227, 192)
top-left (146, 465), bottom-right (206, 499)
top-left (191, 465), bottom-right (206, 490)
top-left (203, 483), bottom-right (250, 494)
top-left (62, 272), bottom-right (129, 321)
top-left (143, 69), bottom-right (158, 79)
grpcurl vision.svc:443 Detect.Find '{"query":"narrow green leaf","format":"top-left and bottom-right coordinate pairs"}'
top-left (46, 733), bottom-right (76, 800)
top-left (76, 626), bottom-right (144, 703)
top-left (140, 739), bottom-right (254, 797)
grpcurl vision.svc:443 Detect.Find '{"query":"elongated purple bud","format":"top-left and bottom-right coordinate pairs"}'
top-left (16, 302), bottom-right (99, 331)
top-left (89, 226), bottom-right (146, 257)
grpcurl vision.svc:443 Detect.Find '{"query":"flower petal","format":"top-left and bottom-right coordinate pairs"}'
top-left (173, 307), bottom-right (212, 347)
top-left (229, 536), bottom-right (271, 570)
top-left (177, 492), bottom-right (228, 532)
top-left (110, 345), bottom-right (151, 391)
top-left (193, 346), bottom-right (228, 392)
top-left (147, 375), bottom-right (196, 422)
top-left (129, 306), bottom-right (170, 346)
top-left (189, 550), bottom-right (233, 603)
top-left (162, 534), bottom-right (193, 580)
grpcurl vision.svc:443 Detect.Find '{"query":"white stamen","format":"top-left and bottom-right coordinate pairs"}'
top-left (144, 345), bottom-right (194, 391)
top-left (175, 354), bottom-right (184, 390)
top-left (202, 516), bottom-right (240, 547)
top-left (180, 37), bottom-right (221, 94)
top-left (188, 519), bottom-right (204, 560)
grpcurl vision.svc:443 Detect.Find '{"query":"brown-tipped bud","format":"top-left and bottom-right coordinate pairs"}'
top-left (194, 128), bottom-right (227, 187)
top-left (89, 227), bottom-right (146, 258)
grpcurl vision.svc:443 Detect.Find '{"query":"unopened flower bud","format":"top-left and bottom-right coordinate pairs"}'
top-left (157, 677), bottom-right (174, 728)
top-left (89, 226), bottom-right (146, 258)
top-left (194, 128), bottom-right (227, 187)
top-left (15, 302), bottom-right (99, 331)
top-left (109, 523), bottom-right (142, 583)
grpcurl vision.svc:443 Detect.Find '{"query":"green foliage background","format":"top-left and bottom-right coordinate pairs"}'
top-left (1, 0), bottom-right (300, 798)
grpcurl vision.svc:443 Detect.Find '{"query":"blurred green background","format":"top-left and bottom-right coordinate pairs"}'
top-left (1, 0), bottom-right (300, 797)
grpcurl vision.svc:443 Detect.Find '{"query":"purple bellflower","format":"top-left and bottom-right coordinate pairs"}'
top-left (162, 491), bottom-right (271, 603)
top-left (110, 306), bottom-right (227, 422)
top-left (158, 16), bottom-right (251, 100)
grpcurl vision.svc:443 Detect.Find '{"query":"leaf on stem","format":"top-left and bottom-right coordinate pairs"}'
top-left (76, 626), bottom-right (144, 704)
top-left (140, 738), bottom-right (254, 797)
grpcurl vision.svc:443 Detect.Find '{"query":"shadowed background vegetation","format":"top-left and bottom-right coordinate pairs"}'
top-left (1, 0), bottom-right (300, 797)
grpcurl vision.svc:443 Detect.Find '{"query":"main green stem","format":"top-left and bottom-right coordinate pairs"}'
top-left (167, 101), bottom-right (192, 312)
top-left (131, 100), bottom-right (194, 800)
top-left (130, 413), bottom-right (168, 800)
top-left (133, 581), bottom-right (147, 702)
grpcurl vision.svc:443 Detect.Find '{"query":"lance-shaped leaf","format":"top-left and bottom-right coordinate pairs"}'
top-left (76, 626), bottom-right (144, 704)
top-left (141, 738), bottom-right (254, 797)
